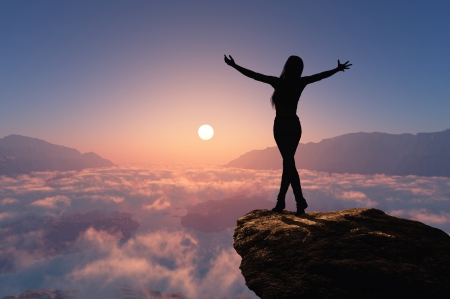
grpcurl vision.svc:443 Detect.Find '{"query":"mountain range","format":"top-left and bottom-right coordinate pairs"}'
top-left (0, 134), bottom-right (115, 176)
top-left (225, 129), bottom-right (450, 177)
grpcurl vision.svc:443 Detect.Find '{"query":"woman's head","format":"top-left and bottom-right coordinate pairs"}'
top-left (280, 56), bottom-right (303, 79)
top-left (270, 56), bottom-right (303, 108)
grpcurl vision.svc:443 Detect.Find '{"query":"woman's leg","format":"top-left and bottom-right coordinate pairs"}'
top-left (273, 118), bottom-right (305, 207)
top-left (290, 159), bottom-right (306, 205)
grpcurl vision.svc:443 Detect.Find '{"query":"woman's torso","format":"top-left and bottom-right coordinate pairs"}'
top-left (272, 78), bottom-right (308, 118)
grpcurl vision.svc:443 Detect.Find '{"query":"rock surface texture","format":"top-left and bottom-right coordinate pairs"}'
top-left (233, 208), bottom-right (450, 299)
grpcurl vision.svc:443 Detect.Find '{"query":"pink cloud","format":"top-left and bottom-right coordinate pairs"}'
top-left (66, 228), bottom-right (252, 299)
top-left (338, 191), bottom-right (378, 207)
top-left (409, 209), bottom-right (450, 224)
top-left (143, 196), bottom-right (171, 211)
top-left (90, 195), bottom-right (125, 203)
top-left (68, 229), bottom-right (199, 294)
top-left (388, 209), bottom-right (450, 224)
top-left (0, 212), bottom-right (17, 221)
top-left (31, 195), bottom-right (71, 209)
top-left (0, 198), bottom-right (18, 205)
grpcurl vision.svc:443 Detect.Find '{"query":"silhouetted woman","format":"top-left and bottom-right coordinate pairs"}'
top-left (224, 55), bottom-right (351, 216)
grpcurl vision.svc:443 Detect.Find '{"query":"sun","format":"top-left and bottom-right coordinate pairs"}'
top-left (198, 124), bottom-right (214, 140)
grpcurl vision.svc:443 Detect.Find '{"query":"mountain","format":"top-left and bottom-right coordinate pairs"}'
top-left (225, 129), bottom-right (450, 177)
top-left (0, 134), bottom-right (115, 176)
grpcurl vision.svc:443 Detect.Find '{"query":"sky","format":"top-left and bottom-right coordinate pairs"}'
top-left (2, 2), bottom-right (450, 296)
top-left (1, 0), bottom-right (450, 164)
top-left (1, 165), bottom-right (450, 297)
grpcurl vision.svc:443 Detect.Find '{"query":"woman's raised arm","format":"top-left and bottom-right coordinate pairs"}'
top-left (303, 60), bottom-right (352, 84)
top-left (224, 55), bottom-right (277, 86)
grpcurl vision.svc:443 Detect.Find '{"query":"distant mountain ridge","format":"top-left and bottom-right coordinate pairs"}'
top-left (225, 129), bottom-right (450, 177)
top-left (0, 134), bottom-right (115, 176)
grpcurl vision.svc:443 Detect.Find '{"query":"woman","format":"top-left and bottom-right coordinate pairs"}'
top-left (224, 55), bottom-right (351, 216)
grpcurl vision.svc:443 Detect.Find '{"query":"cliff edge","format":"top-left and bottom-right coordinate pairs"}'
top-left (233, 208), bottom-right (450, 299)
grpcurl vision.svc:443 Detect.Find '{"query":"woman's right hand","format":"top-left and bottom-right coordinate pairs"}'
top-left (224, 55), bottom-right (236, 66)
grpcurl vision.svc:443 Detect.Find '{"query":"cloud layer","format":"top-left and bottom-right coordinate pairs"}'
top-left (1, 165), bottom-right (450, 297)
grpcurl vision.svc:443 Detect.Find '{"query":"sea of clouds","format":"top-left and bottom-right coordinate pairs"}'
top-left (1, 165), bottom-right (450, 298)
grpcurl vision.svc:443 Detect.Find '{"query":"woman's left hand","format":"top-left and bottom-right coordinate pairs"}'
top-left (337, 60), bottom-right (352, 72)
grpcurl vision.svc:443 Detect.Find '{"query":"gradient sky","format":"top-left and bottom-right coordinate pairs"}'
top-left (1, 1), bottom-right (450, 164)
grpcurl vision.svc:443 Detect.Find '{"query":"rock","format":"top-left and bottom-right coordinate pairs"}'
top-left (233, 208), bottom-right (450, 299)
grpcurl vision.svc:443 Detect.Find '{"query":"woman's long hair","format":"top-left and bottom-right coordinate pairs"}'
top-left (271, 56), bottom-right (304, 109)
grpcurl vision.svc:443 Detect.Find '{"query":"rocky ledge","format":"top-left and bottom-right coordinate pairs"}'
top-left (233, 208), bottom-right (450, 299)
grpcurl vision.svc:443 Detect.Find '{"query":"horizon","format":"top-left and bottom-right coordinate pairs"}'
top-left (2, 128), bottom-right (450, 165)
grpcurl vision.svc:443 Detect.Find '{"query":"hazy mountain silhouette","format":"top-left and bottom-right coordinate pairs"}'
top-left (0, 134), bottom-right (115, 176)
top-left (225, 129), bottom-right (450, 177)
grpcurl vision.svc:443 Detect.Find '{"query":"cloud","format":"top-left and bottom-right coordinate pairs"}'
top-left (1, 165), bottom-right (450, 298)
top-left (180, 196), bottom-right (273, 233)
top-left (0, 212), bottom-right (17, 221)
top-left (0, 197), bottom-right (18, 205)
top-left (68, 229), bottom-right (198, 290)
top-left (90, 195), bottom-right (125, 203)
top-left (0, 210), bottom-right (139, 274)
top-left (197, 248), bottom-right (247, 297)
top-left (31, 195), bottom-right (71, 209)
top-left (390, 209), bottom-right (450, 225)
top-left (143, 196), bottom-right (171, 211)
top-left (64, 228), bottom-right (251, 299)
top-left (338, 191), bottom-right (378, 207)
